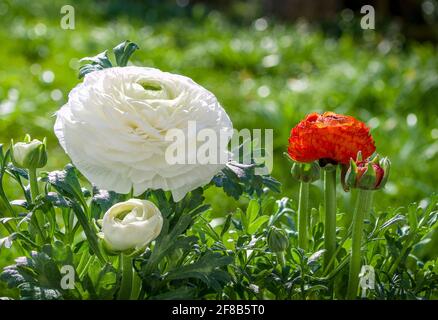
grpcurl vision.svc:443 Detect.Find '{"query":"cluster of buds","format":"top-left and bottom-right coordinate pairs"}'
top-left (342, 152), bottom-right (390, 191)
top-left (11, 134), bottom-right (47, 170)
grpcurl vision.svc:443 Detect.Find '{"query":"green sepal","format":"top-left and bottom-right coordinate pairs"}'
top-left (345, 158), bottom-right (358, 189)
top-left (378, 157), bottom-right (391, 189)
top-left (358, 162), bottom-right (377, 190)
top-left (99, 234), bottom-right (145, 258)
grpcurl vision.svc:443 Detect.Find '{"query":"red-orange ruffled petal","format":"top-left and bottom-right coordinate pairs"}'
top-left (288, 112), bottom-right (376, 164)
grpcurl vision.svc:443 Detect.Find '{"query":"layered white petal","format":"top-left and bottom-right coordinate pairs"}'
top-left (54, 67), bottom-right (233, 201)
top-left (102, 199), bottom-right (163, 251)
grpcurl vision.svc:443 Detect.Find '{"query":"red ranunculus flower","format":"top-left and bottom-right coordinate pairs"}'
top-left (288, 112), bottom-right (376, 164)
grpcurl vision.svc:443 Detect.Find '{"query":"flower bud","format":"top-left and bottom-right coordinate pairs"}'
top-left (267, 226), bottom-right (289, 252)
top-left (285, 153), bottom-right (320, 183)
top-left (343, 152), bottom-right (390, 191)
top-left (101, 199), bottom-right (163, 254)
top-left (11, 135), bottom-right (47, 170)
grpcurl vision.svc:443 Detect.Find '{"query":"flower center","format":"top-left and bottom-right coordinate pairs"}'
top-left (115, 207), bottom-right (144, 224)
top-left (139, 82), bottom-right (162, 92)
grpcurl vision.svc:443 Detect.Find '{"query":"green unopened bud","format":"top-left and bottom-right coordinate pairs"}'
top-left (267, 226), bottom-right (289, 252)
top-left (285, 153), bottom-right (320, 183)
top-left (288, 158), bottom-right (320, 183)
top-left (11, 135), bottom-right (47, 170)
top-left (343, 152), bottom-right (390, 191)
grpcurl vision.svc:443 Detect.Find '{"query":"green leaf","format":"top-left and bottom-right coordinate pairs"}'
top-left (220, 214), bottom-right (232, 237)
top-left (166, 253), bottom-right (232, 291)
top-left (7, 162), bottom-right (29, 180)
top-left (70, 201), bottom-right (105, 263)
top-left (0, 244), bottom-right (82, 300)
top-left (90, 188), bottom-right (122, 219)
top-left (246, 199), bottom-right (260, 224)
top-left (46, 164), bottom-right (86, 208)
top-left (412, 226), bottom-right (438, 261)
top-left (45, 192), bottom-right (70, 208)
top-left (212, 160), bottom-right (281, 200)
top-left (79, 50), bottom-right (113, 67)
top-left (0, 251), bottom-right (62, 299)
top-left (142, 215), bottom-right (195, 274)
top-left (247, 216), bottom-right (269, 234)
top-left (149, 286), bottom-right (196, 300)
top-left (78, 51), bottom-right (113, 79)
top-left (77, 41), bottom-right (139, 79)
top-left (379, 214), bottom-right (406, 232)
top-left (113, 41), bottom-right (139, 67)
top-left (407, 203), bottom-right (419, 230)
top-left (78, 64), bottom-right (104, 79)
top-left (83, 260), bottom-right (117, 299)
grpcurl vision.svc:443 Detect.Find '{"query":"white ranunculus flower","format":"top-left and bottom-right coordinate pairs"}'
top-left (54, 66), bottom-right (233, 201)
top-left (102, 199), bottom-right (163, 252)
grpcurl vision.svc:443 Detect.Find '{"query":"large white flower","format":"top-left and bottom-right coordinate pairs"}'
top-left (55, 66), bottom-right (233, 201)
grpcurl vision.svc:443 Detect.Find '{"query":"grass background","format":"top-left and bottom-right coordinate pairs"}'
top-left (0, 1), bottom-right (437, 228)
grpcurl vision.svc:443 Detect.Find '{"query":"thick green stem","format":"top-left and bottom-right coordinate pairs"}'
top-left (323, 167), bottom-right (337, 272)
top-left (131, 272), bottom-right (142, 300)
top-left (118, 254), bottom-right (134, 300)
top-left (28, 168), bottom-right (39, 202)
top-left (298, 182), bottom-right (309, 250)
top-left (277, 251), bottom-right (286, 268)
top-left (346, 189), bottom-right (373, 300)
top-left (28, 168), bottom-right (46, 242)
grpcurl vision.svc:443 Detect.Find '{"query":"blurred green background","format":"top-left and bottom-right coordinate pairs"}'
top-left (0, 0), bottom-right (437, 216)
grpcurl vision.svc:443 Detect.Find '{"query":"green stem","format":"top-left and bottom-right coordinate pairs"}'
top-left (297, 182), bottom-right (309, 250)
top-left (118, 254), bottom-right (134, 300)
top-left (324, 256), bottom-right (350, 281)
top-left (28, 168), bottom-right (39, 202)
top-left (127, 187), bottom-right (134, 200)
top-left (323, 227), bottom-right (353, 277)
top-left (323, 167), bottom-right (337, 272)
top-left (277, 251), bottom-right (286, 268)
top-left (28, 168), bottom-right (47, 242)
top-left (131, 272), bottom-right (142, 300)
top-left (71, 202), bottom-right (106, 263)
top-left (79, 255), bottom-right (95, 280)
top-left (346, 189), bottom-right (373, 300)
top-left (387, 228), bottom-right (419, 275)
